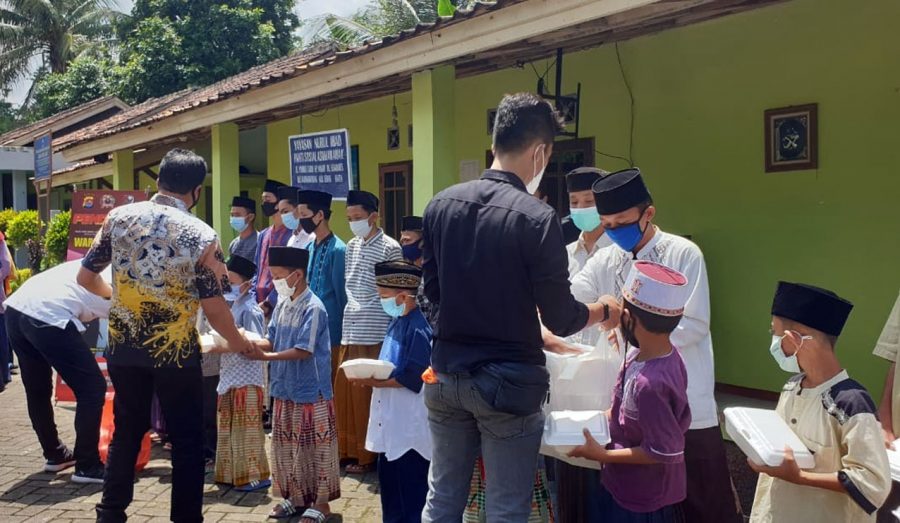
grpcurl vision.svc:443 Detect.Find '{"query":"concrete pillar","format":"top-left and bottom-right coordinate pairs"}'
top-left (11, 170), bottom-right (28, 211)
top-left (412, 65), bottom-right (456, 214)
top-left (212, 122), bottom-right (240, 247)
top-left (111, 150), bottom-right (134, 190)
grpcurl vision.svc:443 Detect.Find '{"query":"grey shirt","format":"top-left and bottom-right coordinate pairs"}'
top-left (229, 229), bottom-right (258, 262)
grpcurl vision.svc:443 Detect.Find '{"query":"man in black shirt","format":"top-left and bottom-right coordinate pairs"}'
top-left (421, 93), bottom-right (611, 522)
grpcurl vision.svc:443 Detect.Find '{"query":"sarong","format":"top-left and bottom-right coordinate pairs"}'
top-left (215, 385), bottom-right (270, 486)
top-left (464, 455), bottom-right (554, 522)
top-left (334, 343), bottom-right (381, 466)
top-left (272, 397), bottom-right (341, 507)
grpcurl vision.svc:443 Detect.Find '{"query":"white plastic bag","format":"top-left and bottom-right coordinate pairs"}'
top-left (540, 330), bottom-right (623, 469)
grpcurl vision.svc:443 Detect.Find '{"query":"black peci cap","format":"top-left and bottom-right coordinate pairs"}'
top-left (263, 179), bottom-right (287, 195)
top-left (592, 168), bottom-right (652, 215)
top-left (226, 255), bottom-right (257, 280)
top-left (347, 190), bottom-right (379, 211)
top-left (268, 246), bottom-right (309, 270)
top-left (771, 282), bottom-right (854, 337)
top-left (231, 196), bottom-right (256, 213)
top-left (276, 186), bottom-right (299, 205)
top-left (566, 167), bottom-right (606, 193)
top-left (374, 260), bottom-right (422, 290)
top-left (401, 216), bottom-right (423, 232)
top-left (297, 190), bottom-right (333, 210)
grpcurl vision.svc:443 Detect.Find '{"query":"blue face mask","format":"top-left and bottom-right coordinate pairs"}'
top-left (570, 207), bottom-right (601, 232)
top-left (282, 212), bottom-right (300, 231)
top-left (402, 242), bottom-right (423, 263)
top-left (769, 333), bottom-right (812, 373)
top-left (380, 296), bottom-right (406, 318)
top-left (605, 209), bottom-right (648, 252)
top-left (230, 217), bottom-right (248, 233)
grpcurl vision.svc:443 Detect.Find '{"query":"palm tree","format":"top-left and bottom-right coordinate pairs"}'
top-left (0, 0), bottom-right (122, 94)
top-left (297, 0), bottom-right (477, 51)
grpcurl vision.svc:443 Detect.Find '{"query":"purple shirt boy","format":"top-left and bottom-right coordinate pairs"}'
top-left (602, 347), bottom-right (692, 512)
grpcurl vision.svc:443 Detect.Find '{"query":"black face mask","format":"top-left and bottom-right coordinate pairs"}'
top-left (620, 311), bottom-right (640, 349)
top-left (188, 187), bottom-right (201, 211)
top-left (299, 214), bottom-right (319, 234)
top-left (261, 202), bottom-right (278, 217)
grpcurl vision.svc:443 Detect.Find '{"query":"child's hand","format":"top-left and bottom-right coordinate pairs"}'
top-left (567, 428), bottom-right (607, 462)
top-left (747, 446), bottom-right (802, 483)
top-left (350, 377), bottom-right (378, 388)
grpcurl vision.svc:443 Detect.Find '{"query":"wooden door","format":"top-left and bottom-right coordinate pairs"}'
top-left (486, 137), bottom-right (595, 217)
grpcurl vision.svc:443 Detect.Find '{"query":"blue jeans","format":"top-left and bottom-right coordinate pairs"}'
top-left (422, 372), bottom-right (544, 523)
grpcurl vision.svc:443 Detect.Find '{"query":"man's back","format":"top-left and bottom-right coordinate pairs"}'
top-left (423, 170), bottom-right (588, 373)
top-left (83, 194), bottom-right (225, 369)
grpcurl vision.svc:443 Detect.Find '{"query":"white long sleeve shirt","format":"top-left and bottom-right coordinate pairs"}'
top-left (570, 228), bottom-right (718, 430)
top-left (6, 260), bottom-right (112, 331)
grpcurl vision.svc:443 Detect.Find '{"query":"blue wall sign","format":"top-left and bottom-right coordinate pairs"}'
top-left (289, 129), bottom-right (351, 200)
top-left (34, 134), bottom-right (52, 181)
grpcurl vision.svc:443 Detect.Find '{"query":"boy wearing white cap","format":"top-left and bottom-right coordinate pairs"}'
top-left (569, 260), bottom-right (692, 521)
top-left (750, 282), bottom-right (890, 522)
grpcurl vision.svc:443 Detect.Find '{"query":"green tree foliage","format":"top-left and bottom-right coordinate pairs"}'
top-left (6, 209), bottom-right (43, 271)
top-left (8, 268), bottom-right (31, 295)
top-left (28, 51), bottom-right (117, 119)
top-left (0, 97), bottom-right (19, 134)
top-left (0, 208), bottom-right (18, 234)
top-left (116, 0), bottom-right (298, 103)
top-left (43, 210), bottom-right (71, 268)
top-left (6, 209), bottom-right (40, 249)
top-left (0, 0), bottom-right (122, 97)
top-left (300, 0), bottom-right (475, 50)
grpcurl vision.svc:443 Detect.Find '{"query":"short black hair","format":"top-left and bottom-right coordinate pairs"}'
top-left (492, 93), bottom-right (564, 155)
top-left (624, 300), bottom-right (681, 335)
top-left (157, 149), bottom-right (207, 194)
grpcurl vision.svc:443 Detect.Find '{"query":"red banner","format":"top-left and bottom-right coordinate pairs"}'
top-left (67, 190), bottom-right (147, 261)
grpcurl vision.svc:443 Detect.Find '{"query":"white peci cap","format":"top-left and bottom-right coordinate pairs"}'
top-left (622, 260), bottom-right (690, 317)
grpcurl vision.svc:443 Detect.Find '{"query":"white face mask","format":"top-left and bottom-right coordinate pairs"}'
top-left (273, 274), bottom-right (296, 298)
top-left (526, 145), bottom-right (547, 195)
top-left (350, 218), bottom-right (373, 239)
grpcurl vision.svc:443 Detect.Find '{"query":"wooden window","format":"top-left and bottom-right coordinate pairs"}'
top-left (378, 161), bottom-right (413, 240)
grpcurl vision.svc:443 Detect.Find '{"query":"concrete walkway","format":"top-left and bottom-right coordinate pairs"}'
top-left (0, 378), bottom-right (382, 522)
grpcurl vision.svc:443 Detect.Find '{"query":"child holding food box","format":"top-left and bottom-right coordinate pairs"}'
top-left (204, 255), bottom-right (271, 492)
top-left (346, 260), bottom-right (433, 523)
top-left (748, 282), bottom-right (890, 522)
top-left (568, 260), bottom-right (692, 521)
top-left (244, 246), bottom-right (340, 521)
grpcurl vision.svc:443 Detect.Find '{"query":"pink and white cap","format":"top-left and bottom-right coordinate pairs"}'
top-left (622, 260), bottom-right (690, 317)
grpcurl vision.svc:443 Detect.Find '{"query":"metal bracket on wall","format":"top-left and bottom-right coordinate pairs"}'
top-left (537, 48), bottom-right (581, 139)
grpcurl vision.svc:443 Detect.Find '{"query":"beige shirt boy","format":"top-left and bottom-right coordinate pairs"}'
top-left (751, 371), bottom-right (891, 522)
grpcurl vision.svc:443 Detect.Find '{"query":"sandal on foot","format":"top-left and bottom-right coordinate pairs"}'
top-left (344, 463), bottom-right (372, 474)
top-left (299, 508), bottom-right (328, 523)
top-left (268, 500), bottom-right (298, 519)
top-left (235, 478), bottom-right (271, 492)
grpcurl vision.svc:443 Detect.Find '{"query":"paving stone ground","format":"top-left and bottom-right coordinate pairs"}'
top-left (0, 377), bottom-right (382, 522)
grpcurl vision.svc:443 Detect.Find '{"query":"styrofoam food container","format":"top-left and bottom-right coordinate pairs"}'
top-left (724, 407), bottom-right (815, 469)
top-left (543, 410), bottom-right (610, 451)
top-left (200, 334), bottom-right (216, 353)
top-left (340, 359), bottom-right (395, 380)
top-left (201, 330), bottom-right (262, 353)
top-left (887, 447), bottom-right (900, 482)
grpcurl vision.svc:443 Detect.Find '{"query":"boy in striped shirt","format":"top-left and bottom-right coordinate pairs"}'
top-left (334, 190), bottom-right (402, 474)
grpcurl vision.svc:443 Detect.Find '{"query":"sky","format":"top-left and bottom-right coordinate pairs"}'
top-left (4, 0), bottom-right (371, 107)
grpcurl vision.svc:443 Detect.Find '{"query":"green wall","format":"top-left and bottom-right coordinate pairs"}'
top-left (453, 0), bottom-right (900, 394)
top-left (267, 93), bottom-right (414, 240)
top-left (260, 0), bottom-right (899, 394)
